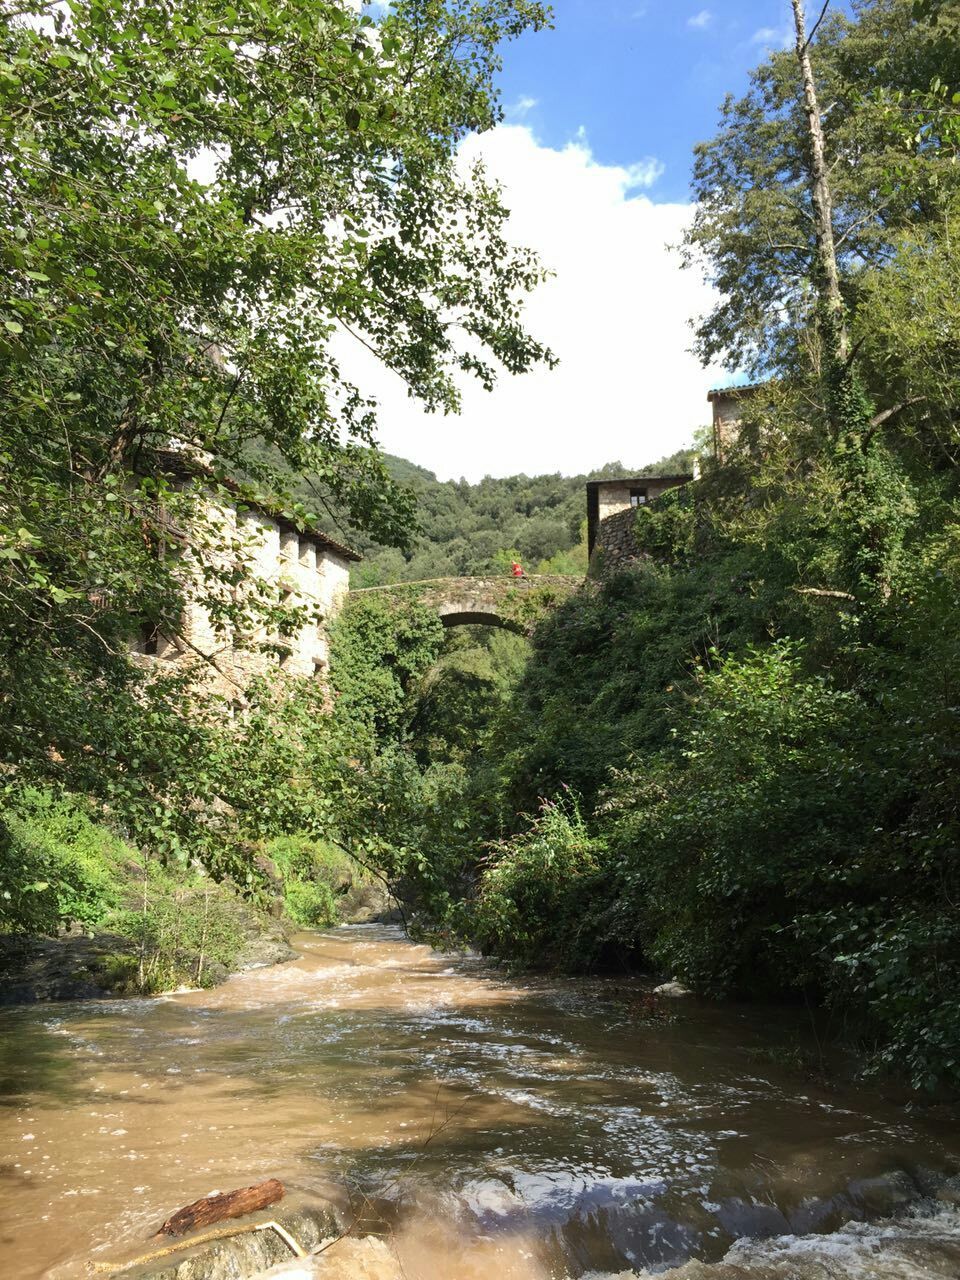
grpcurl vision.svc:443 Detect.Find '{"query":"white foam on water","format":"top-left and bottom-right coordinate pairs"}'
top-left (586, 1205), bottom-right (960, 1279)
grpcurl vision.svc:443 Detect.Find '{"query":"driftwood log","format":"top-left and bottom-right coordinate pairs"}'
top-left (155, 1179), bottom-right (285, 1237)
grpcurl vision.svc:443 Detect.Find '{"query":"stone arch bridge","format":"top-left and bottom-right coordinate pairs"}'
top-left (349, 575), bottom-right (584, 633)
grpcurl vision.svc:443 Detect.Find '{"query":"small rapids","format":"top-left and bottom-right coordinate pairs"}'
top-left (258, 1209), bottom-right (960, 1279)
top-left (0, 924), bottom-right (958, 1279)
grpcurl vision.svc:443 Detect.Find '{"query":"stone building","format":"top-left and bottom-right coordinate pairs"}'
top-left (586, 385), bottom-right (768, 573)
top-left (131, 454), bottom-right (359, 697)
top-left (586, 473), bottom-right (693, 572)
top-left (707, 383), bottom-right (761, 462)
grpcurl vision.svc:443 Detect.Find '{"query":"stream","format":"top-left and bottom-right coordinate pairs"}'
top-left (2, 924), bottom-right (960, 1279)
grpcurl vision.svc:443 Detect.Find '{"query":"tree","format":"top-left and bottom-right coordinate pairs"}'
top-left (0, 0), bottom-right (552, 814)
top-left (683, 0), bottom-right (960, 390)
top-left (790, 0), bottom-right (849, 368)
top-left (685, 0), bottom-right (945, 606)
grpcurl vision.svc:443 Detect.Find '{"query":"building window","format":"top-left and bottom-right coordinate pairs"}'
top-left (630, 487), bottom-right (648, 507)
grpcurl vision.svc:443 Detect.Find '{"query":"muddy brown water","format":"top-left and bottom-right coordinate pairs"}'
top-left (1, 925), bottom-right (960, 1280)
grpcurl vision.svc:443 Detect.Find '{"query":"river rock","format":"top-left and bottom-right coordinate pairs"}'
top-left (847, 1169), bottom-right (922, 1216)
top-left (113, 1193), bottom-right (345, 1280)
top-left (936, 1174), bottom-right (960, 1207)
top-left (0, 931), bottom-right (133, 1003)
top-left (339, 878), bottom-right (397, 924)
top-left (653, 980), bottom-right (693, 998)
top-left (234, 918), bottom-right (296, 971)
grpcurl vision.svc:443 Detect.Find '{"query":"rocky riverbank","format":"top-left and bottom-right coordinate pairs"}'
top-left (0, 875), bottom-right (399, 1003)
top-left (0, 788), bottom-right (401, 1004)
top-left (0, 915), bottom-right (296, 1005)
top-left (0, 872), bottom-right (395, 1005)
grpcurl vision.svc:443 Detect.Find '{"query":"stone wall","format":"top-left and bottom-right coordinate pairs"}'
top-left (131, 491), bottom-right (353, 700)
top-left (597, 482), bottom-right (637, 524)
top-left (712, 394), bottom-right (743, 462)
top-left (587, 475), bottom-right (693, 576)
top-left (593, 506), bottom-right (642, 576)
top-left (351, 574), bottom-right (582, 633)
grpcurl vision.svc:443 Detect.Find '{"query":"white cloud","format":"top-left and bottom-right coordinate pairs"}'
top-left (686, 9), bottom-right (713, 29)
top-left (505, 95), bottom-right (538, 120)
top-left (623, 157), bottom-right (666, 190)
top-left (336, 126), bottom-right (721, 481)
top-left (750, 24), bottom-right (792, 50)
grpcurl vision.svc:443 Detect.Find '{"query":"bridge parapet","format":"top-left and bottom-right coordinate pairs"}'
top-left (350, 574), bottom-right (584, 633)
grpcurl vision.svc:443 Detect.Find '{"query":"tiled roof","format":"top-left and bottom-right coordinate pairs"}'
top-left (585, 474), bottom-right (693, 491)
top-left (145, 448), bottom-right (362, 562)
top-left (707, 382), bottom-right (765, 400)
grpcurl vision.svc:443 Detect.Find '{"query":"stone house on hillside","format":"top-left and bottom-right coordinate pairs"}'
top-left (586, 385), bottom-right (764, 573)
top-left (708, 383), bottom-right (762, 462)
top-left (130, 452), bottom-right (359, 697)
top-left (586, 474), bottom-right (693, 572)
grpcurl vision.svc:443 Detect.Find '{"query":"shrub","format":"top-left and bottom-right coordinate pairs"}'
top-left (110, 866), bottom-right (248, 991)
top-left (0, 787), bottom-right (254, 993)
top-left (633, 483), bottom-right (696, 563)
top-left (602, 642), bottom-right (887, 991)
top-left (0, 788), bottom-right (127, 933)
top-left (283, 878), bottom-right (340, 928)
top-left (263, 834), bottom-right (358, 928)
top-left (469, 796), bottom-right (605, 968)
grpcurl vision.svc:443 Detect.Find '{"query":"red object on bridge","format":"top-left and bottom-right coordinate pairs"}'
top-left (510, 561), bottom-right (525, 578)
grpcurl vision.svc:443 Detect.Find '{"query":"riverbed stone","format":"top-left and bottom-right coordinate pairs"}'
top-left (936, 1174), bottom-right (960, 1207)
top-left (234, 917), bottom-right (296, 971)
top-left (847, 1169), bottom-right (921, 1216)
top-left (112, 1194), bottom-right (345, 1280)
top-left (653, 980), bottom-right (692, 998)
top-left (340, 878), bottom-right (396, 924)
top-left (0, 930), bottom-right (132, 1003)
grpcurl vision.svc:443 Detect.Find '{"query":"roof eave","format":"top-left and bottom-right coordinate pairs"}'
top-left (144, 449), bottom-right (362, 562)
top-left (586, 473), bottom-right (694, 491)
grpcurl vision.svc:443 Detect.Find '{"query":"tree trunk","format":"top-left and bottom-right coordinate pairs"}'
top-left (155, 1179), bottom-right (285, 1237)
top-left (790, 0), bottom-right (849, 364)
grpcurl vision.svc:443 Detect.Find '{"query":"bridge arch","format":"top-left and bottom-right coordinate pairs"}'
top-left (437, 602), bottom-right (525, 632)
top-left (350, 575), bottom-right (584, 634)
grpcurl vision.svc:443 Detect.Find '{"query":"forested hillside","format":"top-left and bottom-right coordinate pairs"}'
top-left (322, 448), bottom-right (698, 585)
top-left (4, 0), bottom-right (960, 1097)
top-left (325, 0), bottom-right (960, 1091)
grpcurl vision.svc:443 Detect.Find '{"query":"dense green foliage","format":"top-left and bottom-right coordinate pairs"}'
top-left (0, 0), bottom-right (551, 853)
top-left (1, 788), bottom-right (251, 989)
top-left (0, 786), bottom-right (380, 990)
top-left (684, 0), bottom-right (960, 390)
top-left (0, 0), bottom-right (558, 973)
top-left (338, 450), bottom-right (695, 585)
top-left (469, 797), bottom-right (604, 969)
top-left (1, 788), bottom-right (126, 934)
top-left (3, 0), bottom-right (959, 1096)
top-left (315, 0), bottom-right (960, 1091)
top-left (358, 421), bottom-right (960, 1088)
top-left (262, 835), bottom-right (364, 928)
top-left (329, 595), bottom-right (446, 738)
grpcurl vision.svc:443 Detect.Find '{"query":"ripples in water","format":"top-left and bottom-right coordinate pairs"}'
top-left (0, 924), bottom-right (958, 1280)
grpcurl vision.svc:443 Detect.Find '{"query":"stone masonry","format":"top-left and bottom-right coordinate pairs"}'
top-left (592, 506), bottom-right (643, 575)
top-left (131, 472), bottom-right (358, 699)
top-left (351, 575), bottom-right (582, 633)
top-left (587, 474), bottom-right (692, 576)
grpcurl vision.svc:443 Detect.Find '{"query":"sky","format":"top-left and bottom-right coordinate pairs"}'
top-left (349, 1), bottom-right (855, 481)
